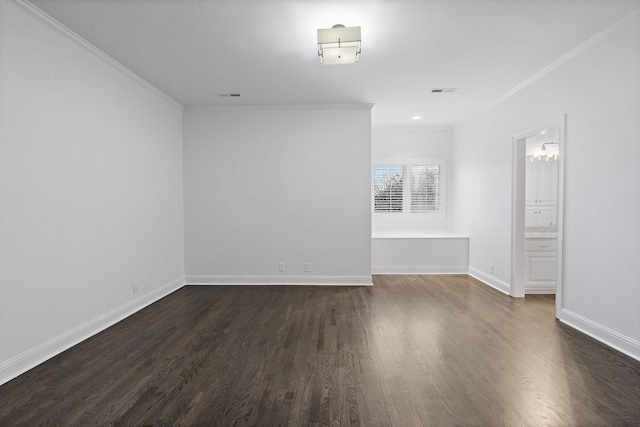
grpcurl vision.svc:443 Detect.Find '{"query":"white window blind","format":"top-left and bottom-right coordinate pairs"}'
top-left (372, 160), bottom-right (446, 221)
top-left (374, 165), bottom-right (405, 212)
top-left (410, 165), bottom-right (443, 214)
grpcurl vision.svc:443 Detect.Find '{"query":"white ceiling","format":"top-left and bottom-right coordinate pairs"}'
top-left (28, 0), bottom-right (640, 127)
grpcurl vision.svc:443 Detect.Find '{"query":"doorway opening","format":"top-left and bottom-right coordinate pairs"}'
top-left (512, 116), bottom-right (565, 319)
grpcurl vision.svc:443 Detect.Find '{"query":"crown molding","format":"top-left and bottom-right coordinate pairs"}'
top-left (372, 125), bottom-right (453, 132)
top-left (184, 103), bottom-right (374, 112)
top-left (9, 0), bottom-right (184, 111)
top-left (459, 7), bottom-right (640, 126)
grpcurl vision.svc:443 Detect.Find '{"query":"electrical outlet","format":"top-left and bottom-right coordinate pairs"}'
top-left (144, 277), bottom-right (149, 290)
top-left (132, 281), bottom-right (139, 294)
top-left (304, 263), bottom-right (312, 273)
top-left (490, 264), bottom-right (495, 274)
top-left (279, 262), bottom-right (286, 272)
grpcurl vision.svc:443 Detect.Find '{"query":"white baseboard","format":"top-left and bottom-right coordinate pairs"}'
top-left (0, 276), bottom-right (185, 386)
top-left (468, 267), bottom-right (511, 295)
top-left (559, 309), bottom-right (640, 362)
top-left (371, 265), bottom-right (469, 275)
top-left (525, 287), bottom-right (556, 294)
top-left (185, 275), bottom-right (373, 286)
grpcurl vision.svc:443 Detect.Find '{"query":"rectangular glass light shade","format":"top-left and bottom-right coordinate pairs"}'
top-left (317, 26), bottom-right (361, 64)
top-left (320, 46), bottom-right (360, 64)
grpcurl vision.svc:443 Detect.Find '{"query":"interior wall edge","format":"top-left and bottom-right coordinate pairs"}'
top-left (559, 309), bottom-right (640, 362)
top-left (7, 0), bottom-right (184, 110)
top-left (0, 277), bottom-right (186, 387)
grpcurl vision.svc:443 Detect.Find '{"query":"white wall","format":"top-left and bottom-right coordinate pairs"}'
top-left (372, 127), bottom-right (453, 159)
top-left (183, 107), bottom-right (372, 285)
top-left (453, 12), bottom-right (640, 359)
top-left (372, 237), bottom-right (468, 274)
top-left (0, 1), bottom-right (185, 383)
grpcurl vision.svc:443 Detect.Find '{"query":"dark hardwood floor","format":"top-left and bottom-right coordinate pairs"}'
top-left (1, 275), bottom-right (639, 426)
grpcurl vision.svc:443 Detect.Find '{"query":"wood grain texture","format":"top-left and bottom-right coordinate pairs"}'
top-left (1, 275), bottom-right (639, 426)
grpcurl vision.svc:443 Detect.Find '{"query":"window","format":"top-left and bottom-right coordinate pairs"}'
top-left (374, 165), bottom-right (405, 212)
top-left (373, 159), bottom-right (445, 222)
top-left (410, 165), bottom-right (443, 213)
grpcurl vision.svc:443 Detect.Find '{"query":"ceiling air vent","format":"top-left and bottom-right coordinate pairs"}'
top-left (218, 93), bottom-right (242, 97)
top-left (431, 88), bottom-right (457, 93)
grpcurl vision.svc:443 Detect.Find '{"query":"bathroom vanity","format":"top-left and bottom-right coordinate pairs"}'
top-left (524, 229), bottom-right (557, 294)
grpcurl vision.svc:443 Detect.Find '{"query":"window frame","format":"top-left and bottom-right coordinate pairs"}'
top-left (372, 158), bottom-right (447, 224)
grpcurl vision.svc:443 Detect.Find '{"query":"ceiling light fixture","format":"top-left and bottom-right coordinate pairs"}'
top-left (317, 24), bottom-right (361, 65)
top-left (412, 116), bottom-right (422, 120)
top-left (531, 142), bottom-right (558, 161)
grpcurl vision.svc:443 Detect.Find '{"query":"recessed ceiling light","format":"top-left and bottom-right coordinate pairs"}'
top-left (412, 116), bottom-right (422, 120)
